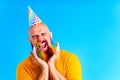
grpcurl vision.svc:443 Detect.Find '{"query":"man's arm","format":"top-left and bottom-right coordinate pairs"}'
top-left (49, 64), bottom-right (66, 80)
top-left (48, 42), bottom-right (66, 80)
top-left (65, 54), bottom-right (82, 80)
top-left (37, 69), bottom-right (49, 80)
top-left (16, 64), bottom-right (33, 80)
top-left (16, 53), bottom-right (49, 80)
top-left (30, 47), bottom-right (49, 80)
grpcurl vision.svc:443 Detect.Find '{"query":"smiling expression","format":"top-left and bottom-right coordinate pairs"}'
top-left (29, 23), bottom-right (52, 51)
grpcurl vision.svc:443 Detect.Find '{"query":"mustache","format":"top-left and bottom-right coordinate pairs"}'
top-left (31, 39), bottom-right (54, 50)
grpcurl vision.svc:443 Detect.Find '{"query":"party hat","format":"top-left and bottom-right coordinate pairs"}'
top-left (28, 6), bottom-right (42, 27)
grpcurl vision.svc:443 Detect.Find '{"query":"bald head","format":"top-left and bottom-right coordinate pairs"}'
top-left (29, 23), bottom-right (50, 37)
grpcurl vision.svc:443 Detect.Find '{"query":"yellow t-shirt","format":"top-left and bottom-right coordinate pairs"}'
top-left (16, 50), bottom-right (82, 80)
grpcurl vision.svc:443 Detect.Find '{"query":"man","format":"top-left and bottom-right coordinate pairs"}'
top-left (16, 6), bottom-right (82, 80)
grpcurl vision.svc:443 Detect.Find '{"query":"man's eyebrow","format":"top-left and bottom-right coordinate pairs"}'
top-left (32, 35), bottom-right (38, 38)
top-left (41, 32), bottom-right (47, 33)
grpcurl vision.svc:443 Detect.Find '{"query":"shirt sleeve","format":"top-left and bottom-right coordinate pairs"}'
top-left (65, 54), bottom-right (82, 80)
top-left (16, 64), bottom-right (33, 80)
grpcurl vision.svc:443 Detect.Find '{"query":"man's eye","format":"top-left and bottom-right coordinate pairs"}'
top-left (32, 35), bottom-right (38, 39)
top-left (41, 33), bottom-right (46, 36)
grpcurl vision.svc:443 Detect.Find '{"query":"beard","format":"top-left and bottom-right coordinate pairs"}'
top-left (36, 40), bottom-right (55, 62)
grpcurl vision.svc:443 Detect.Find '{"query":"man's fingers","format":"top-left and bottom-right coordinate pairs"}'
top-left (30, 51), bottom-right (33, 58)
top-left (33, 47), bottom-right (36, 55)
top-left (30, 47), bottom-right (43, 63)
top-left (30, 51), bottom-right (36, 62)
top-left (31, 47), bottom-right (40, 60)
top-left (56, 42), bottom-right (60, 58)
top-left (33, 47), bottom-right (38, 57)
top-left (56, 42), bottom-right (60, 50)
top-left (30, 51), bottom-right (34, 57)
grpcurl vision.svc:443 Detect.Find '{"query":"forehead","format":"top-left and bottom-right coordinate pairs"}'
top-left (29, 23), bottom-right (49, 34)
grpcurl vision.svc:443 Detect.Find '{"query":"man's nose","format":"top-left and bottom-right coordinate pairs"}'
top-left (37, 35), bottom-right (44, 42)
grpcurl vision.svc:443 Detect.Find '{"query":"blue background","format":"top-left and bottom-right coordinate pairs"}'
top-left (0, 0), bottom-right (120, 80)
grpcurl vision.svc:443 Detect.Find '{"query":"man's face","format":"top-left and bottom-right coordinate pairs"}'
top-left (29, 23), bottom-right (52, 51)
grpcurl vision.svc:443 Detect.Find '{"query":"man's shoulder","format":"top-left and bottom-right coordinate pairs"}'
top-left (60, 49), bottom-right (78, 61)
top-left (17, 56), bottom-right (32, 68)
top-left (58, 50), bottom-right (81, 68)
top-left (60, 49), bottom-right (76, 57)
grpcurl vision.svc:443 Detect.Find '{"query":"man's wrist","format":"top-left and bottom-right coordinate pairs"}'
top-left (42, 67), bottom-right (49, 74)
top-left (38, 68), bottom-right (49, 80)
top-left (49, 64), bottom-right (56, 71)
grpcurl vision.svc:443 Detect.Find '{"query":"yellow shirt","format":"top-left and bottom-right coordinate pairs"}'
top-left (16, 50), bottom-right (82, 80)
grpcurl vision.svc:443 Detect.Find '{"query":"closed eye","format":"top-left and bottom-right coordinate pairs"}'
top-left (41, 33), bottom-right (47, 36)
top-left (32, 35), bottom-right (38, 39)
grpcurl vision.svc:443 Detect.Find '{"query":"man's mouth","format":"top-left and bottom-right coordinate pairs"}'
top-left (37, 40), bottom-right (48, 50)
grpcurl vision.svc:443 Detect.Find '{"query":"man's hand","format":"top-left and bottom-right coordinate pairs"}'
top-left (30, 47), bottom-right (49, 80)
top-left (30, 47), bottom-right (48, 71)
top-left (48, 42), bottom-right (66, 80)
top-left (48, 42), bottom-right (60, 67)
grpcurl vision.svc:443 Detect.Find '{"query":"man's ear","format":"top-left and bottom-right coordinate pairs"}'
top-left (28, 37), bottom-right (31, 42)
top-left (28, 37), bottom-right (33, 45)
top-left (28, 37), bottom-right (33, 49)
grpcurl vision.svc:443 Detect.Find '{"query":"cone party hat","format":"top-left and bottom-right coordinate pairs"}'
top-left (28, 6), bottom-right (42, 27)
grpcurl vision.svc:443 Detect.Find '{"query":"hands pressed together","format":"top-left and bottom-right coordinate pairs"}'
top-left (30, 42), bottom-right (66, 80)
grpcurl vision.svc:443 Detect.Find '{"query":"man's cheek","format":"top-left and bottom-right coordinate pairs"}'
top-left (47, 40), bottom-right (51, 46)
top-left (32, 41), bottom-right (37, 47)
